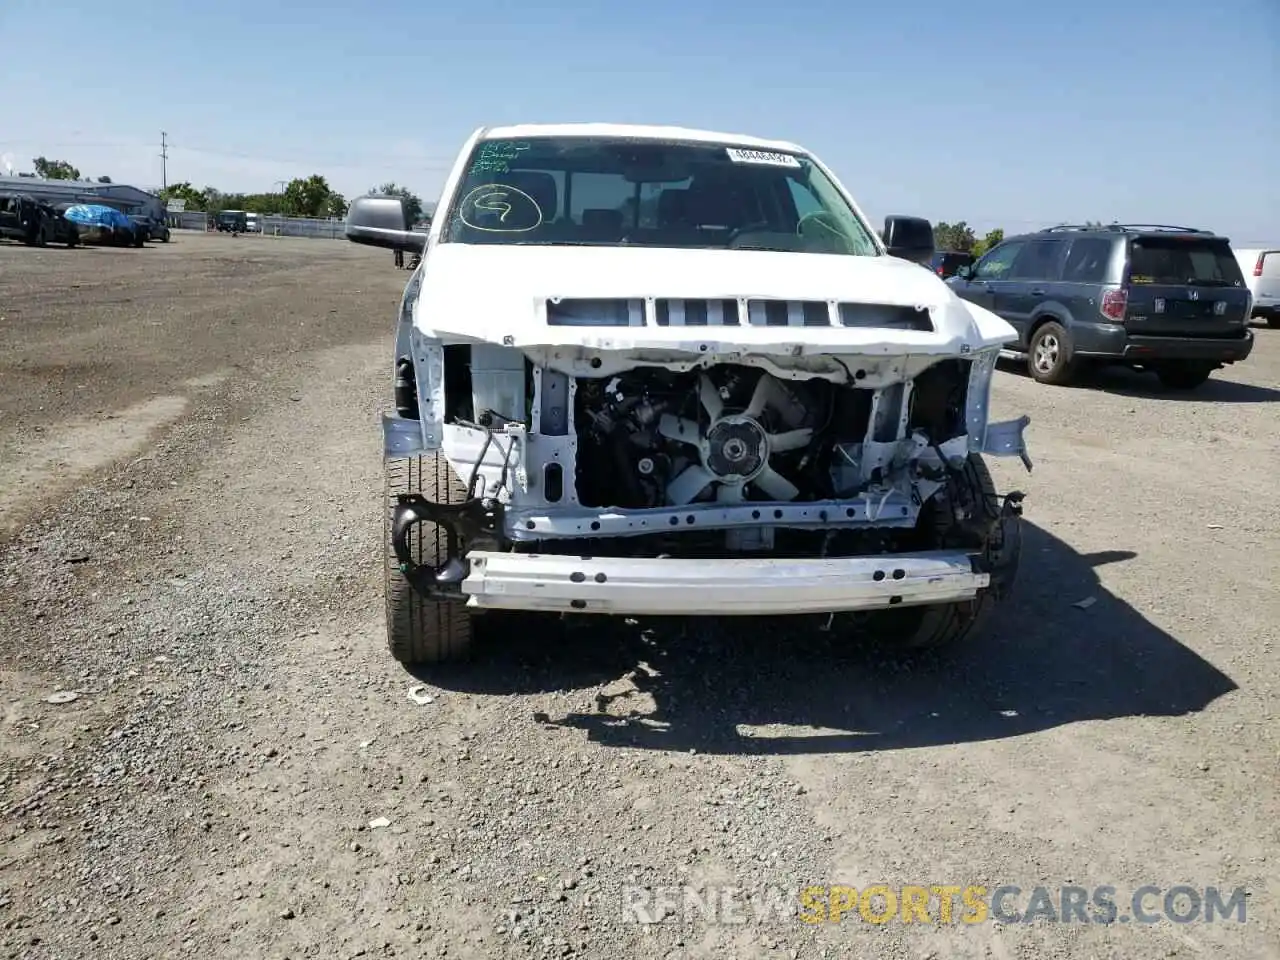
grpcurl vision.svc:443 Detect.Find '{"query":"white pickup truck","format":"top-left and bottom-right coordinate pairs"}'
top-left (345, 123), bottom-right (1033, 664)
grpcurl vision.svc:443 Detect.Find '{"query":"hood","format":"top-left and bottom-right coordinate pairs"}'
top-left (414, 243), bottom-right (1016, 355)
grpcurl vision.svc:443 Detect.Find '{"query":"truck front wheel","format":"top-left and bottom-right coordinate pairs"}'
top-left (384, 453), bottom-right (474, 664)
top-left (845, 454), bottom-right (1022, 651)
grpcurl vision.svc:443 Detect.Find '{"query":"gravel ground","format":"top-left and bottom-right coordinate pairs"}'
top-left (1, 232), bottom-right (1277, 960)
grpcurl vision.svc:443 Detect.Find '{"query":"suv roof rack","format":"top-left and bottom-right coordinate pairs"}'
top-left (1111, 223), bottom-right (1212, 234)
top-left (1040, 223), bottom-right (1212, 235)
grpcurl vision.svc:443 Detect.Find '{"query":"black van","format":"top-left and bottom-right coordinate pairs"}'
top-left (216, 210), bottom-right (248, 234)
top-left (0, 193), bottom-right (80, 247)
top-left (930, 250), bottom-right (975, 279)
top-left (0, 193), bottom-right (44, 244)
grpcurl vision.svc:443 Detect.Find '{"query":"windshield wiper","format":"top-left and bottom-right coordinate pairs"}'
top-left (1184, 278), bottom-right (1235, 287)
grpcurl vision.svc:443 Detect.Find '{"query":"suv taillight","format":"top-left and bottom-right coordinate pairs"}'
top-left (1255, 255), bottom-right (1265, 277)
top-left (1100, 288), bottom-right (1128, 322)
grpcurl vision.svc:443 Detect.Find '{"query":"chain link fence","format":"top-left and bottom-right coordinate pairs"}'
top-left (258, 215), bottom-right (347, 239)
top-left (166, 211), bottom-right (349, 239)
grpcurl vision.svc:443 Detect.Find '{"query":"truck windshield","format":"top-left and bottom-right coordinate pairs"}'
top-left (442, 136), bottom-right (880, 256)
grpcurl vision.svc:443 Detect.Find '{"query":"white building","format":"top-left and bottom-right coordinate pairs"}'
top-left (0, 175), bottom-right (166, 219)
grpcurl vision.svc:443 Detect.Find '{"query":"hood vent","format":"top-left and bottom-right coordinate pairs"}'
top-left (746, 299), bottom-right (831, 326)
top-left (838, 302), bottom-right (933, 331)
top-left (548, 297), bottom-right (934, 332)
top-left (655, 298), bottom-right (741, 326)
top-left (656, 298), bottom-right (831, 327)
top-left (545, 298), bottom-right (644, 326)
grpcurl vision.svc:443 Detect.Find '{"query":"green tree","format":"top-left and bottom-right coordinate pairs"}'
top-left (933, 221), bottom-right (977, 253)
top-left (97, 175), bottom-right (113, 184)
top-left (373, 182), bottom-right (424, 224)
top-left (158, 181), bottom-right (207, 210)
top-left (201, 186), bottom-right (224, 213)
top-left (971, 227), bottom-right (1005, 258)
top-left (284, 175), bottom-right (334, 218)
top-left (33, 157), bottom-right (81, 180)
top-left (324, 192), bottom-right (348, 218)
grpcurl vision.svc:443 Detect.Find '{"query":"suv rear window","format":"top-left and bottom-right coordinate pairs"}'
top-left (1128, 237), bottom-right (1246, 287)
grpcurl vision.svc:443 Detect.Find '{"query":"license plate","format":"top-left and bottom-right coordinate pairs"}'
top-left (1171, 300), bottom-right (1215, 318)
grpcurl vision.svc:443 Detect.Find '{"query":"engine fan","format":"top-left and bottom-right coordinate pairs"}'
top-left (658, 372), bottom-right (813, 505)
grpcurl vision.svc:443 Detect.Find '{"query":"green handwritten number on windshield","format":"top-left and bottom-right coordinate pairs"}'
top-left (474, 192), bottom-right (513, 222)
top-left (458, 184), bottom-right (543, 233)
top-left (469, 141), bottom-right (531, 176)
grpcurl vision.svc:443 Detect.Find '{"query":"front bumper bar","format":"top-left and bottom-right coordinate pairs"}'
top-left (460, 549), bottom-right (989, 616)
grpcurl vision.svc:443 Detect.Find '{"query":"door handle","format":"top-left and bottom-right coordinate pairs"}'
top-left (1030, 288), bottom-right (1046, 296)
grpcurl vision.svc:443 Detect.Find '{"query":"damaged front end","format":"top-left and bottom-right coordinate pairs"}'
top-left (383, 295), bottom-right (1031, 617)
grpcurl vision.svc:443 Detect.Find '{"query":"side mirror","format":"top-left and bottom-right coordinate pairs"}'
top-left (882, 215), bottom-right (935, 265)
top-left (345, 194), bottom-right (427, 253)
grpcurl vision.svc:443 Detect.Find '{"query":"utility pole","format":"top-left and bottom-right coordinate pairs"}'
top-left (160, 131), bottom-right (169, 191)
top-left (275, 180), bottom-right (288, 215)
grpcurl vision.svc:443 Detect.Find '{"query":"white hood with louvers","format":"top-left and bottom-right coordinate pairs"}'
top-left (414, 243), bottom-right (1018, 356)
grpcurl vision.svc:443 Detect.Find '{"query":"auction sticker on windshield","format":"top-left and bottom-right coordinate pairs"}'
top-left (726, 147), bottom-right (801, 168)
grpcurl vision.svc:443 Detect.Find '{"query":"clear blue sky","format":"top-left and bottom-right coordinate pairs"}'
top-left (2, 0), bottom-right (1277, 244)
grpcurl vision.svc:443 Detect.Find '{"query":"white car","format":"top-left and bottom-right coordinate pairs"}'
top-left (1233, 247), bottom-right (1280, 327)
top-left (345, 123), bottom-right (1033, 664)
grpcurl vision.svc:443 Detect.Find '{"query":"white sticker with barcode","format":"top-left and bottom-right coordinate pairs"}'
top-left (725, 147), bottom-right (801, 168)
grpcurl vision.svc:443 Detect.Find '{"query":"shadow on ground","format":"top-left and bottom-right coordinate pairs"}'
top-left (412, 521), bottom-right (1237, 754)
top-left (995, 357), bottom-right (1280, 403)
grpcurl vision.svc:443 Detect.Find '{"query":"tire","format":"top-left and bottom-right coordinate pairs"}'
top-left (384, 452), bottom-right (474, 664)
top-left (1026, 320), bottom-right (1077, 385)
top-left (1266, 315), bottom-right (1279, 330)
top-left (864, 454), bottom-right (1021, 652)
top-left (1155, 361), bottom-right (1214, 390)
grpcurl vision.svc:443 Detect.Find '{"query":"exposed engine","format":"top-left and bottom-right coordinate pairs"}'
top-left (574, 365), bottom-right (875, 510)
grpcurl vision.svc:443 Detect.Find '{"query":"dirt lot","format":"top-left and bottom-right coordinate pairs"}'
top-left (1, 232), bottom-right (1277, 960)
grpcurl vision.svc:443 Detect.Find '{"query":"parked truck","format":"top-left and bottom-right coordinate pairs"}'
top-left (345, 123), bottom-right (1034, 665)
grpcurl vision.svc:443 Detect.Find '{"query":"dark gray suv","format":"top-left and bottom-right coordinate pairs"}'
top-left (948, 224), bottom-right (1254, 389)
